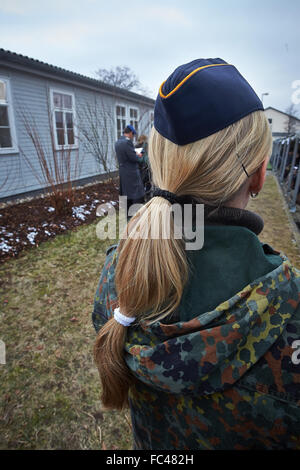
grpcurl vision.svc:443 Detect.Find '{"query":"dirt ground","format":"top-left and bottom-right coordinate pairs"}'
top-left (0, 171), bottom-right (299, 266)
top-left (0, 180), bottom-right (119, 263)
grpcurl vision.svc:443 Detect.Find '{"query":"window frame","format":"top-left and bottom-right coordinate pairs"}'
top-left (129, 106), bottom-right (139, 136)
top-left (115, 103), bottom-right (127, 140)
top-left (0, 76), bottom-right (18, 154)
top-left (50, 88), bottom-right (78, 150)
top-left (115, 103), bottom-right (141, 141)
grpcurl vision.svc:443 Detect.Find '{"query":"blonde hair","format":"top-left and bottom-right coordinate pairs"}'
top-left (137, 134), bottom-right (148, 144)
top-left (94, 110), bottom-right (272, 409)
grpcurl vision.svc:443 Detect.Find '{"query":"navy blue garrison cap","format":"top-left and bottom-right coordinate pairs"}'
top-left (154, 58), bottom-right (264, 145)
top-left (126, 124), bottom-right (137, 135)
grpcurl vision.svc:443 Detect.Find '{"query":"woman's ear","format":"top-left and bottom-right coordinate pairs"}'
top-left (249, 157), bottom-right (269, 195)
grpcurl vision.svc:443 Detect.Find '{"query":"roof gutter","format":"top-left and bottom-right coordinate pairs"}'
top-left (0, 50), bottom-right (155, 107)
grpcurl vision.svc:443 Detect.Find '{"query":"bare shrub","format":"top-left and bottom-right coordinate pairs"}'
top-left (19, 108), bottom-right (84, 216)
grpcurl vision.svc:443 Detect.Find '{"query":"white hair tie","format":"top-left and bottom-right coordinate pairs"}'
top-left (113, 307), bottom-right (136, 327)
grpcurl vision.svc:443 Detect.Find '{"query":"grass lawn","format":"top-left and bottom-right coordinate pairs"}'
top-left (248, 172), bottom-right (300, 268)
top-left (1, 172), bottom-right (299, 450)
top-left (0, 219), bottom-right (133, 450)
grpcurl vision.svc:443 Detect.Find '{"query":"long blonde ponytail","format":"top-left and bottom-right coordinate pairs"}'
top-left (94, 110), bottom-right (272, 409)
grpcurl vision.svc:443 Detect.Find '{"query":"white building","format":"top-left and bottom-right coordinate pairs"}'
top-left (264, 106), bottom-right (300, 140)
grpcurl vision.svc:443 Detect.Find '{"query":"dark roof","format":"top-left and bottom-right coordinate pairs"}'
top-left (0, 48), bottom-right (155, 106)
top-left (264, 106), bottom-right (300, 122)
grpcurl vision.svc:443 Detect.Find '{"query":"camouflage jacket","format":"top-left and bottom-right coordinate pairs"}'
top-left (92, 214), bottom-right (300, 450)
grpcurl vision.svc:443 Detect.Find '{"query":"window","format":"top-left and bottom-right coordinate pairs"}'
top-left (115, 104), bottom-right (141, 140)
top-left (0, 78), bottom-right (17, 153)
top-left (116, 105), bottom-right (126, 139)
top-left (51, 90), bottom-right (77, 149)
top-left (129, 107), bottom-right (139, 135)
top-left (268, 118), bottom-right (273, 131)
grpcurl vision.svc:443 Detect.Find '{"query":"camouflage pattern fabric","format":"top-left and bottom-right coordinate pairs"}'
top-left (92, 240), bottom-right (300, 450)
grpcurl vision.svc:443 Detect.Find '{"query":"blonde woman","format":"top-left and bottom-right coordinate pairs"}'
top-left (92, 58), bottom-right (300, 450)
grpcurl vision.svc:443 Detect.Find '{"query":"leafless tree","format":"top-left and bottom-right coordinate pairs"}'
top-left (285, 104), bottom-right (299, 135)
top-left (136, 108), bottom-right (154, 138)
top-left (95, 65), bottom-right (153, 98)
top-left (77, 97), bottom-right (117, 182)
top-left (0, 159), bottom-right (18, 197)
top-left (95, 65), bottom-right (140, 91)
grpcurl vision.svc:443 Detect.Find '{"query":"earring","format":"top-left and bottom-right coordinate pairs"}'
top-left (250, 192), bottom-right (258, 198)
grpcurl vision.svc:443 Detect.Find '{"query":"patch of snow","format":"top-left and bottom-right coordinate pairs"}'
top-left (110, 201), bottom-right (117, 206)
top-left (0, 241), bottom-right (12, 252)
top-left (72, 205), bottom-right (91, 221)
top-left (42, 223), bottom-right (48, 227)
top-left (44, 230), bottom-right (51, 236)
top-left (0, 228), bottom-right (14, 237)
top-left (48, 207), bottom-right (55, 213)
top-left (60, 224), bottom-right (66, 229)
top-left (27, 230), bottom-right (37, 244)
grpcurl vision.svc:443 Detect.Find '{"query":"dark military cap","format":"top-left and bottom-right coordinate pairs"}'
top-left (154, 58), bottom-right (264, 145)
top-left (125, 124), bottom-right (137, 135)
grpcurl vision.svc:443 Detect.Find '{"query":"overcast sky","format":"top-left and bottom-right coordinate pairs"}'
top-left (1, 0), bottom-right (299, 114)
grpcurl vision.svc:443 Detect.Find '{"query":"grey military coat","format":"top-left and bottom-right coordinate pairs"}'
top-left (115, 136), bottom-right (145, 200)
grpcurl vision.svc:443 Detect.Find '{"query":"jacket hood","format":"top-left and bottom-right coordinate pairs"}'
top-left (125, 257), bottom-right (300, 396)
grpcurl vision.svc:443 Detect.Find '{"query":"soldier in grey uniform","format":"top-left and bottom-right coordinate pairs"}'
top-left (115, 124), bottom-right (145, 218)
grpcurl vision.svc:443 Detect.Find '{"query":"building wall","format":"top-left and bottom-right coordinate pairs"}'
top-left (264, 108), bottom-right (300, 135)
top-left (0, 66), bottom-right (154, 199)
top-left (0, 68), bottom-right (51, 198)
